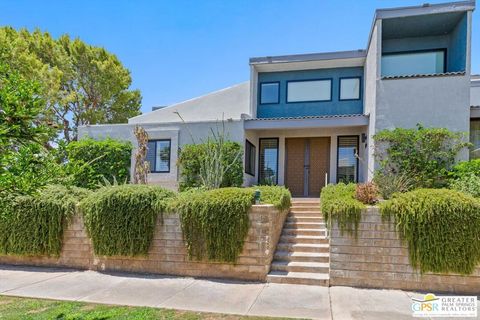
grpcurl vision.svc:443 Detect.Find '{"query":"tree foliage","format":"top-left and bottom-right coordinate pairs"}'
top-left (66, 138), bottom-right (132, 189)
top-left (374, 125), bottom-right (469, 188)
top-left (0, 27), bottom-right (141, 142)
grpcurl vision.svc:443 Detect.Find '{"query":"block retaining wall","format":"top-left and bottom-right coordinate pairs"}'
top-left (329, 207), bottom-right (480, 294)
top-left (0, 205), bottom-right (287, 281)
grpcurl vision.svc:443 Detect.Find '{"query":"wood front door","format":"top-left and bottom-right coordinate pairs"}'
top-left (285, 137), bottom-right (330, 197)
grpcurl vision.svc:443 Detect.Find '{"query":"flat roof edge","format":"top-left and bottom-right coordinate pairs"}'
top-left (249, 50), bottom-right (366, 65)
top-left (375, 1), bottom-right (475, 20)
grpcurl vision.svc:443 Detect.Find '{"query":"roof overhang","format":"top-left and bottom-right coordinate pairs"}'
top-left (244, 114), bottom-right (369, 130)
top-left (472, 106), bottom-right (480, 118)
top-left (250, 50), bottom-right (366, 72)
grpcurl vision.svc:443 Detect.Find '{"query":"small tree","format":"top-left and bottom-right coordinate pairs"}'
top-left (374, 124), bottom-right (470, 188)
top-left (133, 126), bottom-right (149, 184)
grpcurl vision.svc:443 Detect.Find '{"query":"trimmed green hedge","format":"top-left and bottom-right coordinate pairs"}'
top-left (80, 184), bottom-right (175, 256)
top-left (381, 188), bottom-right (480, 274)
top-left (252, 186), bottom-right (291, 211)
top-left (171, 185), bottom-right (290, 263)
top-left (320, 183), bottom-right (365, 236)
top-left (66, 138), bottom-right (132, 189)
top-left (0, 185), bottom-right (91, 256)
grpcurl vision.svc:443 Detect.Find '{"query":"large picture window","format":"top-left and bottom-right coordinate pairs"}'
top-left (147, 139), bottom-right (171, 173)
top-left (259, 138), bottom-right (279, 185)
top-left (470, 119), bottom-right (480, 159)
top-left (287, 79), bottom-right (331, 103)
top-left (260, 82), bottom-right (279, 104)
top-left (381, 50), bottom-right (446, 77)
top-left (245, 140), bottom-right (256, 176)
top-left (337, 136), bottom-right (359, 183)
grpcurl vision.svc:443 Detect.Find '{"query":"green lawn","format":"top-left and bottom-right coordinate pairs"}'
top-left (0, 296), bottom-right (286, 320)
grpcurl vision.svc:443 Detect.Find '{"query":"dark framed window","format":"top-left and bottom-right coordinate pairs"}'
top-left (470, 119), bottom-right (480, 159)
top-left (245, 140), bottom-right (256, 176)
top-left (286, 79), bottom-right (332, 103)
top-left (381, 49), bottom-right (446, 77)
top-left (259, 138), bottom-right (279, 185)
top-left (260, 82), bottom-right (280, 104)
top-left (337, 136), bottom-right (359, 183)
top-left (146, 139), bottom-right (171, 173)
top-left (339, 77), bottom-right (361, 101)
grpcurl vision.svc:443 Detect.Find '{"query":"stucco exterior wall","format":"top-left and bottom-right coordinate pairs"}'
top-left (365, 21), bottom-right (380, 181)
top-left (78, 120), bottom-right (245, 190)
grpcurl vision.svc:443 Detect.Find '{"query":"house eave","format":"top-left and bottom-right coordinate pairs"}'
top-left (244, 114), bottom-right (369, 130)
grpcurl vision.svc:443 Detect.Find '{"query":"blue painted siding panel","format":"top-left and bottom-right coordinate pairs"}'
top-left (448, 13), bottom-right (467, 72)
top-left (257, 67), bottom-right (364, 118)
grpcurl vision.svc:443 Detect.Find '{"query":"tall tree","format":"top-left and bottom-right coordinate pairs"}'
top-left (0, 27), bottom-right (141, 142)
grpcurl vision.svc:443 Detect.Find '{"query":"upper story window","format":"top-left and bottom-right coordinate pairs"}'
top-left (260, 82), bottom-right (279, 104)
top-left (287, 79), bottom-right (331, 103)
top-left (339, 77), bottom-right (361, 100)
top-left (381, 50), bottom-right (446, 77)
top-left (146, 139), bottom-right (171, 173)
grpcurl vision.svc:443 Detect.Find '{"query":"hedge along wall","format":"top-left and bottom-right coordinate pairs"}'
top-left (329, 206), bottom-right (480, 294)
top-left (0, 204), bottom-right (288, 281)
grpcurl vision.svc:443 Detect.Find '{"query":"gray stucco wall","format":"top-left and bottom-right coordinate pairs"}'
top-left (78, 120), bottom-right (245, 190)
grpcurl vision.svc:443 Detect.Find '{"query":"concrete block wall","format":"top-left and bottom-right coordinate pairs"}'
top-left (0, 205), bottom-right (288, 281)
top-left (329, 207), bottom-right (480, 294)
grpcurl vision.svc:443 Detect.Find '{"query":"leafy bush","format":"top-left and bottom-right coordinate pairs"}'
top-left (171, 188), bottom-right (254, 262)
top-left (320, 183), bottom-right (365, 236)
top-left (355, 182), bottom-right (378, 204)
top-left (381, 189), bottom-right (480, 274)
top-left (450, 159), bottom-right (480, 179)
top-left (450, 174), bottom-right (480, 198)
top-left (177, 141), bottom-right (243, 191)
top-left (373, 171), bottom-right (415, 200)
top-left (374, 125), bottom-right (469, 188)
top-left (80, 184), bottom-right (174, 256)
top-left (0, 185), bottom-right (90, 256)
top-left (252, 186), bottom-right (291, 211)
top-left (66, 138), bottom-right (132, 189)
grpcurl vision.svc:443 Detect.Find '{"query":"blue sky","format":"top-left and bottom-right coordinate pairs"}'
top-left (1, 0), bottom-right (478, 114)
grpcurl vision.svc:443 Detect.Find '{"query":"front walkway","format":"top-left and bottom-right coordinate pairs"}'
top-left (0, 265), bottom-right (476, 320)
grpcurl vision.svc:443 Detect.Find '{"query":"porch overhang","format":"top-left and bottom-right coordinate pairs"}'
top-left (472, 106), bottom-right (480, 118)
top-left (244, 114), bottom-right (369, 130)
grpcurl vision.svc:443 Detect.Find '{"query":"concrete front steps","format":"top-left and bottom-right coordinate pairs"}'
top-left (267, 198), bottom-right (329, 286)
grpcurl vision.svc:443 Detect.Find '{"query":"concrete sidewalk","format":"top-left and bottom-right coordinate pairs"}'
top-left (0, 265), bottom-right (478, 319)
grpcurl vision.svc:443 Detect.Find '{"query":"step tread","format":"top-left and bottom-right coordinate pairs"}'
top-left (280, 235), bottom-right (327, 240)
top-left (272, 261), bottom-right (329, 268)
top-left (274, 251), bottom-right (329, 258)
top-left (267, 271), bottom-right (330, 280)
top-left (278, 243), bottom-right (329, 248)
top-left (283, 228), bottom-right (326, 232)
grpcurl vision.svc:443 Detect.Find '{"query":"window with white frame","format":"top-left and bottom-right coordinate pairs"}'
top-left (339, 77), bottom-right (361, 100)
top-left (287, 79), bottom-right (331, 103)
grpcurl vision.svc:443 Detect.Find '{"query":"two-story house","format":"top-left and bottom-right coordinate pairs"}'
top-left (80, 0), bottom-right (479, 197)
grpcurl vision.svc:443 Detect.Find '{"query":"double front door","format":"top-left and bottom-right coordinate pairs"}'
top-left (285, 137), bottom-right (330, 197)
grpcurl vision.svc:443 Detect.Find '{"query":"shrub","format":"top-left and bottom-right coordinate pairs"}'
top-left (373, 171), bottom-right (415, 200)
top-left (450, 174), bottom-right (480, 198)
top-left (320, 183), bottom-right (365, 236)
top-left (355, 182), bottom-right (378, 204)
top-left (0, 185), bottom-right (90, 256)
top-left (80, 184), bottom-right (174, 256)
top-left (66, 138), bottom-right (132, 189)
top-left (171, 188), bottom-right (254, 262)
top-left (450, 159), bottom-right (480, 179)
top-left (380, 189), bottom-right (480, 274)
top-left (374, 125), bottom-right (469, 188)
top-left (177, 141), bottom-right (243, 191)
top-left (252, 185), bottom-right (291, 211)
